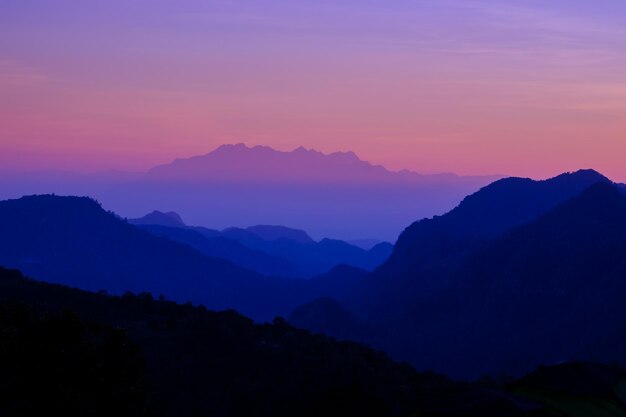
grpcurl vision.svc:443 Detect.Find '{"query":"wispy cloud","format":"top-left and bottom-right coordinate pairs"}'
top-left (0, 59), bottom-right (48, 87)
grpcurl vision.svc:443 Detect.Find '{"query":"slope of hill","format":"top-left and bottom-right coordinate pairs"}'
top-left (130, 210), bottom-right (186, 227)
top-left (286, 170), bottom-right (626, 379)
top-left (3, 265), bottom-right (619, 416)
top-left (0, 266), bottom-right (429, 417)
top-left (385, 169), bottom-right (610, 280)
top-left (373, 183), bottom-right (626, 379)
top-left (288, 297), bottom-right (364, 341)
top-left (1, 144), bottom-right (500, 240)
top-left (350, 170), bottom-right (613, 318)
top-left (131, 211), bottom-right (393, 277)
top-left (135, 224), bottom-right (301, 277)
top-left (247, 224), bottom-right (314, 243)
top-left (509, 362), bottom-right (626, 417)
top-left (0, 265), bottom-right (569, 417)
top-left (127, 144), bottom-right (500, 240)
top-left (0, 195), bottom-right (308, 321)
top-left (0, 296), bottom-right (149, 416)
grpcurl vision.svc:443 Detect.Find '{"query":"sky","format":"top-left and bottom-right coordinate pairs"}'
top-left (2, 0), bottom-right (626, 180)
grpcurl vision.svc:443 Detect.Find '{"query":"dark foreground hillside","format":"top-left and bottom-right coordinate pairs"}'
top-left (0, 266), bottom-right (593, 417)
top-left (293, 171), bottom-right (626, 380)
top-left (0, 266), bottom-right (428, 417)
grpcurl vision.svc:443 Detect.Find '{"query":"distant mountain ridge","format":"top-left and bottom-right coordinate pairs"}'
top-left (0, 195), bottom-right (308, 320)
top-left (129, 211), bottom-right (393, 277)
top-left (0, 194), bottom-right (393, 320)
top-left (0, 143), bottom-right (500, 240)
top-left (146, 143), bottom-right (498, 185)
top-left (129, 210), bottom-right (186, 227)
top-left (6, 168), bottom-right (626, 383)
top-left (246, 225), bottom-right (313, 244)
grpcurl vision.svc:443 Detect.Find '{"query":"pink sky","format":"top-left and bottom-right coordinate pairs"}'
top-left (2, 1), bottom-right (626, 181)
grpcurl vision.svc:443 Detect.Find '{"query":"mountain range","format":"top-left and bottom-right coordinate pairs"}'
top-left (0, 195), bottom-right (308, 321)
top-left (0, 194), bottom-right (389, 321)
top-left (289, 169), bottom-right (626, 379)
top-left (129, 211), bottom-right (393, 277)
top-left (3, 168), bottom-right (626, 382)
top-left (4, 264), bottom-right (620, 417)
top-left (147, 143), bottom-right (494, 185)
top-left (0, 143), bottom-right (499, 240)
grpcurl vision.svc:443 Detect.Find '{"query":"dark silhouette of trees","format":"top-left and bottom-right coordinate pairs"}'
top-left (0, 304), bottom-right (151, 417)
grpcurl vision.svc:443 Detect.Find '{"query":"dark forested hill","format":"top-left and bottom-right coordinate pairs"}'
top-left (0, 266), bottom-right (571, 417)
top-left (290, 171), bottom-right (626, 380)
top-left (131, 212), bottom-right (393, 278)
top-left (363, 169), bottom-right (611, 308)
top-left (0, 267), bottom-right (626, 417)
top-left (359, 183), bottom-right (626, 379)
top-left (335, 170), bottom-right (612, 320)
top-left (135, 224), bottom-right (300, 277)
top-left (0, 195), bottom-right (309, 321)
top-left (406, 183), bottom-right (626, 377)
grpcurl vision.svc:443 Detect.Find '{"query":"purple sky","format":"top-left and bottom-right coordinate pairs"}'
top-left (2, 1), bottom-right (626, 179)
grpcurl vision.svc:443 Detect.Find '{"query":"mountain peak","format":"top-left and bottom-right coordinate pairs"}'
top-left (4, 195), bottom-right (104, 215)
top-left (213, 143), bottom-right (250, 153)
top-left (329, 150), bottom-right (359, 161)
top-left (387, 169), bottom-right (618, 277)
top-left (245, 225), bottom-right (314, 244)
top-left (147, 143), bottom-right (477, 185)
top-left (130, 210), bottom-right (186, 227)
top-left (550, 169), bottom-right (610, 185)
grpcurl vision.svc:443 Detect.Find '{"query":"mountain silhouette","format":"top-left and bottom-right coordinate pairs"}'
top-left (288, 297), bottom-right (364, 341)
top-left (360, 181), bottom-right (626, 379)
top-left (303, 264), bottom-right (370, 303)
top-left (289, 170), bottom-right (626, 379)
top-left (130, 212), bottom-right (315, 244)
top-left (246, 224), bottom-right (314, 244)
top-left (137, 143), bottom-right (501, 239)
top-left (389, 169), bottom-right (610, 275)
top-left (508, 361), bottom-right (626, 415)
top-left (133, 224), bottom-right (301, 277)
top-left (130, 210), bottom-right (186, 227)
top-left (0, 195), bottom-right (312, 321)
top-left (208, 228), bottom-right (393, 277)
top-left (4, 144), bottom-right (500, 240)
top-left (146, 143), bottom-right (497, 185)
top-left (131, 212), bottom-right (393, 278)
top-left (0, 266), bottom-right (445, 417)
top-left (347, 238), bottom-right (388, 250)
top-left (412, 182), bottom-right (626, 378)
top-left (3, 264), bottom-right (591, 416)
top-left (351, 169), bottom-right (613, 316)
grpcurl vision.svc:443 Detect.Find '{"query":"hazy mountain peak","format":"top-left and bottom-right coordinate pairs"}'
top-left (129, 210), bottom-right (186, 227)
top-left (145, 143), bottom-right (496, 186)
top-left (245, 225), bottom-right (314, 244)
top-left (215, 142), bottom-right (248, 151)
top-left (327, 150), bottom-right (359, 162)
